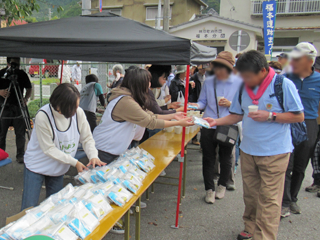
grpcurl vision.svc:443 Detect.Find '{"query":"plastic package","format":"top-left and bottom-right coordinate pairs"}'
top-left (0, 222), bottom-right (14, 240)
top-left (5, 213), bottom-right (40, 239)
top-left (141, 148), bottom-right (155, 162)
top-left (107, 184), bottom-right (133, 207)
top-left (19, 216), bottom-right (54, 239)
top-left (68, 218), bottom-right (91, 240)
top-left (54, 223), bottom-right (78, 240)
top-left (48, 202), bottom-right (74, 224)
top-left (121, 174), bottom-right (142, 193)
top-left (193, 116), bottom-right (210, 128)
top-left (128, 165), bottom-right (147, 181)
top-left (55, 183), bottom-right (76, 200)
top-left (85, 193), bottom-right (113, 220)
top-left (74, 170), bottom-right (92, 184)
top-left (187, 104), bottom-right (198, 109)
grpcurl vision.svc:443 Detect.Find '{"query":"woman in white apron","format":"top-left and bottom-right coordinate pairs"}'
top-left (93, 68), bottom-right (194, 164)
top-left (22, 83), bottom-right (105, 210)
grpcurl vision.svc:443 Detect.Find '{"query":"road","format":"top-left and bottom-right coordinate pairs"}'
top-left (0, 132), bottom-right (319, 240)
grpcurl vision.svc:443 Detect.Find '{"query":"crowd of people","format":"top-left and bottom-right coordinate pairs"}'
top-left (0, 41), bottom-right (320, 240)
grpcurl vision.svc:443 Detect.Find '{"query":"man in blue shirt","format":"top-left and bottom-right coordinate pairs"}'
top-left (281, 42), bottom-right (320, 215)
top-left (204, 51), bottom-right (304, 240)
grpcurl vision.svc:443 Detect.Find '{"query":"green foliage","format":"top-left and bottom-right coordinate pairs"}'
top-left (33, 78), bottom-right (59, 85)
top-left (28, 98), bottom-right (50, 118)
top-left (203, 0), bottom-right (220, 13)
top-left (25, 16), bottom-right (38, 23)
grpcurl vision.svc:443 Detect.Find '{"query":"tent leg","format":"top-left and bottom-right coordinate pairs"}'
top-left (135, 197), bottom-right (141, 240)
top-left (124, 210), bottom-right (130, 240)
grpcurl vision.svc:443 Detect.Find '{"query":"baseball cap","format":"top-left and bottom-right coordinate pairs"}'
top-left (290, 42), bottom-right (318, 60)
top-left (276, 53), bottom-right (288, 59)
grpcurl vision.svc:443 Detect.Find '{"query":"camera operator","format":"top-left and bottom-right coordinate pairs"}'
top-left (0, 57), bottom-right (32, 163)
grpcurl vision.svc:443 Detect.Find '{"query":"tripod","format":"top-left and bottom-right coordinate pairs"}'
top-left (0, 74), bottom-right (32, 140)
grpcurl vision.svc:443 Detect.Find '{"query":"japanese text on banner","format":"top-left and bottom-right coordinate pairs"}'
top-left (263, 1), bottom-right (277, 56)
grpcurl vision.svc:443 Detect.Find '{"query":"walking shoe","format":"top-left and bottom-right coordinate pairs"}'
top-left (305, 184), bottom-right (320, 193)
top-left (317, 190), bottom-right (320, 198)
top-left (204, 189), bottom-right (215, 204)
top-left (110, 226), bottom-right (125, 234)
top-left (215, 185), bottom-right (226, 199)
top-left (160, 170), bottom-right (166, 177)
top-left (237, 231), bottom-right (253, 240)
top-left (16, 156), bottom-right (24, 164)
top-left (290, 202), bottom-right (301, 214)
top-left (132, 201), bottom-right (147, 209)
top-left (281, 207), bottom-right (291, 218)
top-left (226, 184), bottom-right (236, 191)
top-left (192, 139), bottom-right (200, 145)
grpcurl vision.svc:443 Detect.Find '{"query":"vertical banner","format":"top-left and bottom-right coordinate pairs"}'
top-left (100, 0), bottom-right (103, 12)
top-left (263, 0), bottom-right (277, 58)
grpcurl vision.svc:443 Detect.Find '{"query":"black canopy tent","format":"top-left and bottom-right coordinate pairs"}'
top-left (0, 12), bottom-right (215, 65)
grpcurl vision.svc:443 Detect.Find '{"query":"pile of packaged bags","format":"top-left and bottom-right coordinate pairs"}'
top-left (0, 147), bottom-right (155, 240)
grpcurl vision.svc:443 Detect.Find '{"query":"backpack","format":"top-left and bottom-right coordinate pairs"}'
top-left (239, 74), bottom-right (308, 145)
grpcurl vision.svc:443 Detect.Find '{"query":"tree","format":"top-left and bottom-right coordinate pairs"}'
top-left (0, 0), bottom-right (63, 25)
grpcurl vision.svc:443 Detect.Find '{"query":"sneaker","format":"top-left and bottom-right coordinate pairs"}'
top-left (305, 184), bottom-right (320, 193)
top-left (281, 207), bottom-right (291, 218)
top-left (192, 139), bottom-right (200, 145)
top-left (226, 184), bottom-right (236, 191)
top-left (16, 156), bottom-right (24, 164)
top-left (317, 190), bottom-right (320, 198)
top-left (237, 231), bottom-right (253, 240)
top-left (215, 185), bottom-right (226, 199)
top-left (110, 226), bottom-right (125, 234)
top-left (290, 202), bottom-right (301, 214)
top-left (160, 170), bottom-right (166, 177)
top-left (204, 189), bottom-right (215, 204)
top-left (132, 201), bottom-right (147, 209)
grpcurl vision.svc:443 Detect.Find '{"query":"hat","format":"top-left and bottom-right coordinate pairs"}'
top-left (176, 65), bottom-right (187, 74)
top-left (276, 53), bottom-right (289, 59)
top-left (290, 42), bottom-right (318, 60)
top-left (314, 56), bottom-right (320, 70)
top-left (212, 51), bottom-right (235, 71)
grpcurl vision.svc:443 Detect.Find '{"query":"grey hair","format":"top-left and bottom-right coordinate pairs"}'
top-left (113, 64), bottom-right (124, 74)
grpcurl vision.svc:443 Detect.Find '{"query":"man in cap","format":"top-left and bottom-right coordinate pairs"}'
top-left (281, 42), bottom-right (320, 217)
top-left (277, 52), bottom-right (291, 74)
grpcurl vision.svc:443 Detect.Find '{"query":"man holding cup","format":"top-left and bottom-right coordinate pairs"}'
top-left (204, 50), bottom-right (304, 240)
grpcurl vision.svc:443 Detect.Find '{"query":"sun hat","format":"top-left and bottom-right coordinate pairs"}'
top-left (290, 42), bottom-right (318, 61)
top-left (212, 51), bottom-right (235, 71)
top-left (176, 65), bottom-right (187, 74)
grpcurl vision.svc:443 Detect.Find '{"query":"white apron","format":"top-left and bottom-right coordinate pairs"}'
top-left (24, 104), bottom-right (80, 176)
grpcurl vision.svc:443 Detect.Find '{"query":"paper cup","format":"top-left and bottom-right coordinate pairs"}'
top-left (185, 126), bottom-right (190, 134)
top-left (165, 127), bottom-right (174, 132)
top-left (217, 96), bottom-right (224, 103)
top-left (248, 105), bottom-right (259, 112)
top-left (174, 126), bottom-right (182, 134)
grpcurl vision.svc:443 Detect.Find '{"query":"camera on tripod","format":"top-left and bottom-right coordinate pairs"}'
top-left (2, 61), bottom-right (19, 81)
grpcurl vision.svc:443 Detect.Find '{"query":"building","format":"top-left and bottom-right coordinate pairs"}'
top-left (219, 0), bottom-right (320, 57)
top-left (91, 0), bottom-right (207, 27)
top-left (169, 10), bottom-right (263, 55)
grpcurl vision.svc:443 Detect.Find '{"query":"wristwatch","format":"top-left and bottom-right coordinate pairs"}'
top-left (272, 112), bottom-right (277, 122)
top-left (267, 112), bottom-right (273, 122)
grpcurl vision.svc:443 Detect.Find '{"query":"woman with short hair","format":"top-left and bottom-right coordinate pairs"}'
top-left (22, 83), bottom-right (105, 210)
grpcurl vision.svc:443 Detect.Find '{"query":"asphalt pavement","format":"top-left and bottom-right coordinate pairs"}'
top-left (0, 131), bottom-right (319, 240)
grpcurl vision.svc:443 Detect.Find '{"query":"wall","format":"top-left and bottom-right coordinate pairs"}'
top-left (92, 0), bottom-right (201, 27)
top-left (219, 0), bottom-right (320, 28)
top-left (170, 20), bottom-right (257, 56)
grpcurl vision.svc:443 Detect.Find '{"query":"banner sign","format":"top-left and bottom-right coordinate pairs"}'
top-left (100, 0), bottom-right (103, 12)
top-left (263, 1), bottom-right (277, 56)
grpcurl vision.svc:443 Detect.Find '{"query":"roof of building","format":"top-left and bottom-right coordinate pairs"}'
top-left (170, 13), bottom-right (262, 35)
top-left (275, 26), bottom-right (320, 30)
top-left (9, 19), bottom-right (27, 26)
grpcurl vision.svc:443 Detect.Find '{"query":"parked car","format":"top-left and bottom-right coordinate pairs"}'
top-left (29, 58), bottom-right (60, 78)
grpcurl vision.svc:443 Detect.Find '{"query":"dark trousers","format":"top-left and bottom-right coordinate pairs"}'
top-left (201, 128), bottom-right (233, 191)
top-left (84, 110), bottom-right (97, 133)
top-left (0, 106), bottom-right (26, 158)
top-left (282, 119), bottom-right (318, 207)
top-left (21, 166), bottom-right (64, 210)
top-left (98, 150), bottom-right (119, 164)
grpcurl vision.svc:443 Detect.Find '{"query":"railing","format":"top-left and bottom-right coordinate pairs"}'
top-left (251, 0), bottom-right (320, 15)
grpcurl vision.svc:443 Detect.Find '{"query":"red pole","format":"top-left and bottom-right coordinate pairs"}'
top-left (60, 60), bottom-right (64, 84)
top-left (174, 65), bottom-right (190, 228)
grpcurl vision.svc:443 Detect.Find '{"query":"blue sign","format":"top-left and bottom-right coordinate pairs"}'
top-left (263, 1), bottom-right (277, 56)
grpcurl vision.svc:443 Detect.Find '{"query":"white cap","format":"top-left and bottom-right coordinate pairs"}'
top-left (290, 42), bottom-right (318, 63)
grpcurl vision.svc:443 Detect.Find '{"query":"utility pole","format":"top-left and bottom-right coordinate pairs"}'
top-left (156, 0), bottom-right (162, 30)
top-left (163, 0), bottom-right (170, 32)
top-left (82, 0), bottom-right (92, 15)
top-left (48, 8), bottom-right (52, 20)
